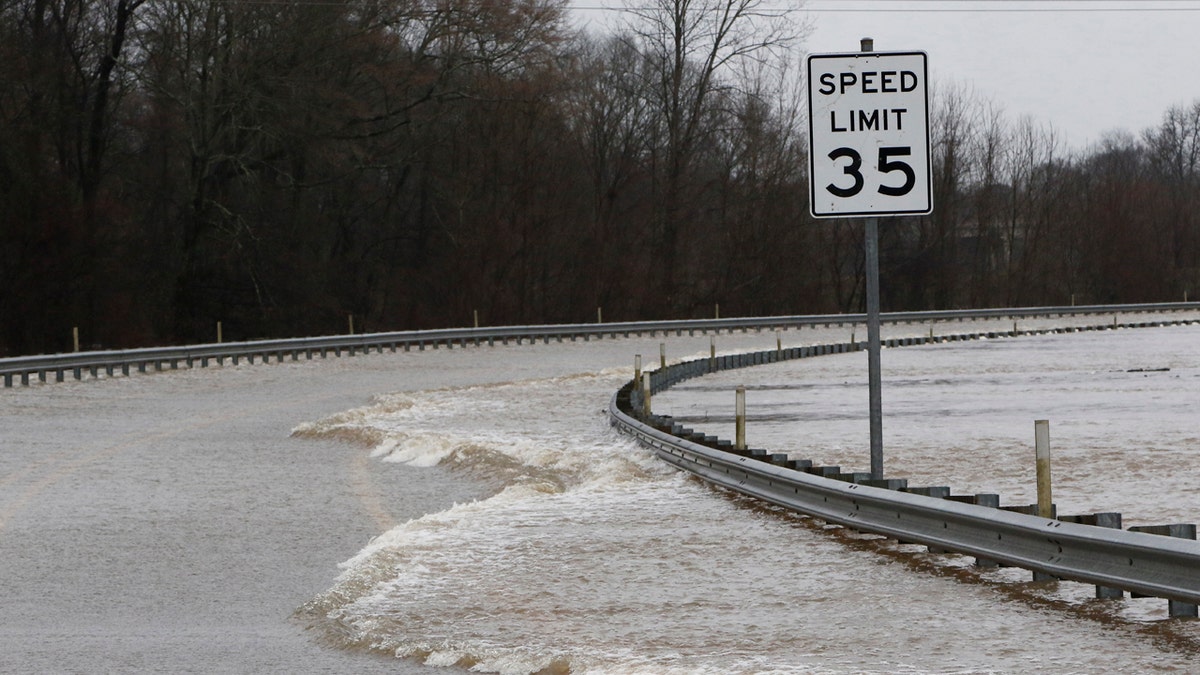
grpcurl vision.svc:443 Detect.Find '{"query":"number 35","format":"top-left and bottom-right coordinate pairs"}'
top-left (826, 146), bottom-right (915, 198)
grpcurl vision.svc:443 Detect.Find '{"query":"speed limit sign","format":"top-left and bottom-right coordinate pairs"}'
top-left (807, 51), bottom-right (932, 218)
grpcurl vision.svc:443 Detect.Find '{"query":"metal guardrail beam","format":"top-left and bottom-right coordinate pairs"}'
top-left (612, 411), bottom-right (1200, 605)
top-left (607, 320), bottom-right (1200, 608)
top-left (5, 302), bottom-right (1200, 386)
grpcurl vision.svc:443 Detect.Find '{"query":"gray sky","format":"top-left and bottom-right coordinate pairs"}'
top-left (569, 0), bottom-right (1200, 150)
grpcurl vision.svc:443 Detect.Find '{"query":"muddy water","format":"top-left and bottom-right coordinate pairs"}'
top-left (3, 315), bottom-right (1198, 673)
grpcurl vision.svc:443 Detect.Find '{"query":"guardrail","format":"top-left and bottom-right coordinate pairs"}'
top-left (608, 315), bottom-right (1200, 614)
top-left (5, 302), bottom-right (1200, 387)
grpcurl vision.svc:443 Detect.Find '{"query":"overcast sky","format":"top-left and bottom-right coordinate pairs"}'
top-left (569, 0), bottom-right (1200, 150)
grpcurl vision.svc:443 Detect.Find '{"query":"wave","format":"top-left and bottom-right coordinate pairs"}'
top-left (293, 368), bottom-right (691, 672)
top-left (292, 368), bottom-right (660, 491)
top-left (292, 343), bottom-right (1200, 674)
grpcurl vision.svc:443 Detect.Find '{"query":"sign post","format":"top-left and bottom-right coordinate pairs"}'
top-left (807, 39), bottom-right (932, 480)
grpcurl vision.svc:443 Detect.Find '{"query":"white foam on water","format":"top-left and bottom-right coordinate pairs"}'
top-left (296, 319), bottom-right (1200, 673)
top-left (292, 324), bottom-right (1200, 667)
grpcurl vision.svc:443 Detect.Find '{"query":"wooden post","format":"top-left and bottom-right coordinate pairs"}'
top-left (776, 330), bottom-right (782, 356)
top-left (709, 335), bottom-right (716, 371)
top-left (715, 303), bottom-right (720, 319)
top-left (634, 354), bottom-right (641, 388)
top-left (73, 326), bottom-right (80, 352)
top-left (641, 371), bottom-right (652, 417)
top-left (660, 343), bottom-right (666, 369)
top-left (474, 310), bottom-right (479, 328)
top-left (348, 314), bottom-right (355, 335)
top-left (735, 385), bottom-right (746, 451)
top-left (1035, 420), bottom-right (1053, 519)
top-left (217, 321), bottom-right (223, 344)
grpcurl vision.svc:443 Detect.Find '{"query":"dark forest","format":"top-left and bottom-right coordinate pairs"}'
top-left (2, 0), bottom-right (1198, 356)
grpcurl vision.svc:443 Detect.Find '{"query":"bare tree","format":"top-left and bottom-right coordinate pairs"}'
top-left (910, 80), bottom-right (983, 309)
top-left (1144, 100), bottom-right (1200, 295)
top-left (563, 36), bottom-right (657, 313)
top-left (709, 55), bottom-right (811, 314)
top-left (965, 97), bottom-right (1009, 306)
top-left (1076, 132), bottom-right (1168, 302)
top-left (621, 0), bottom-right (805, 313)
top-left (0, 0), bottom-right (146, 353)
top-left (998, 117), bottom-right (1067, 304)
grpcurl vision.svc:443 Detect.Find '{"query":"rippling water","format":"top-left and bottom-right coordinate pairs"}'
top-left (295, 320), bottom-right (1200, 673)
top-left (656, 324), bottom-right (1200, 527)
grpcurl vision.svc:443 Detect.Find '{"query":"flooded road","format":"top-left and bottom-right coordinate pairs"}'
top-left (2, 313), bottom-right (1198, 673)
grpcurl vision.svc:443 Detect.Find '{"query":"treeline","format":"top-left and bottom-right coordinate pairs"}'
top-left (2, 0), bottom-right (1198, 356)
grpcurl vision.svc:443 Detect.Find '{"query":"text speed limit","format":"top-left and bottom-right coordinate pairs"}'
top-left (807, 51), bottom-right (932, 218)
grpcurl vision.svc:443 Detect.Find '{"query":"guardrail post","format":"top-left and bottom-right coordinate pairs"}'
top-left (735, 385), bottom-right (746, 451)
top-left (709, 336), bottom-right (716, 372)
top-left (1128, 524), bottom-right (1198, 617)
top-left (634, 354), bottom-right (641, 388)
top-left (660, 343), bottom-right (666, 369)
top-left (1035, 420), bottom-right (1053, 519)
top-left (641, 371), bottom-right (652, 417)
top-left (1093, 513), bottom-right (1124, 599)
top-left (776, 331), bottom-right (782, 357)
top-left (973, 493), bottom-right (1001, 567)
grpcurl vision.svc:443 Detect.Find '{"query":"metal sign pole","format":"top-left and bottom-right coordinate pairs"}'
top-left (858, 37), bottom-right (883, 481)
top-left (865, 215), bottom-right (883, 479)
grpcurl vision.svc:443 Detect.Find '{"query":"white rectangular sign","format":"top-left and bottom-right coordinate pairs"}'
top-left (807, 51), bottom-right (932, 218)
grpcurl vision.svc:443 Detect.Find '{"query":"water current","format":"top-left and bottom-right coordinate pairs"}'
top-left (291, 319), bottom-right (1200, 673)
